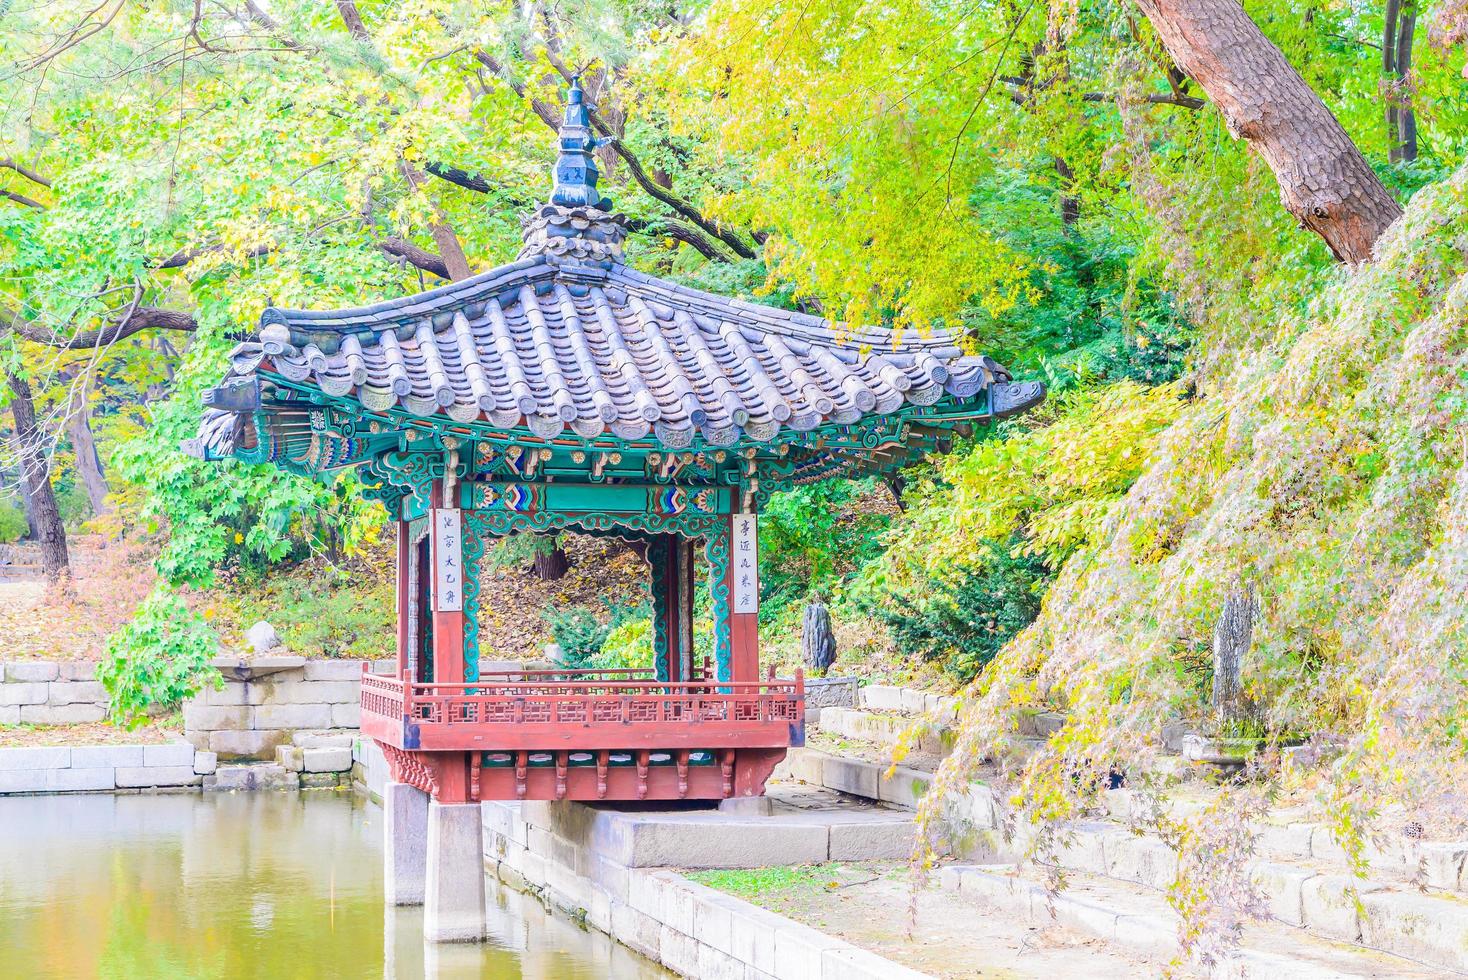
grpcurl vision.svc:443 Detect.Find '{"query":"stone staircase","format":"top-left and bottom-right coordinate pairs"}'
top-left (784, 684), bottom-right (1468, 976)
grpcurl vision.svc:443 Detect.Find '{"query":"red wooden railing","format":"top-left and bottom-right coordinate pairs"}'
top-left (359, 666), bottom-right (804, 752)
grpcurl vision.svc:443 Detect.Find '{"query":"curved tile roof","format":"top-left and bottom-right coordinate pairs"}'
top-left (192, 79), bottom-right (1044, 458)
top-left (238, 254), bottom-right (1024, 450)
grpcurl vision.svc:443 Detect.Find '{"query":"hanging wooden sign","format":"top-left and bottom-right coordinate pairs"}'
top-left (732, 514), bottom-right (758, 614)
top-left (434, 508), bottom-right (463, 612)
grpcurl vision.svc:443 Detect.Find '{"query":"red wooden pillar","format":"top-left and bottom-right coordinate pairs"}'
top-left (726, 513), bottom-right (759, 684)
top-left (429, 479), bottom-right (470, 803)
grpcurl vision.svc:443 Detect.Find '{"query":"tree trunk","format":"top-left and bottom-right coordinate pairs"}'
top-left (533, 544), bottom-right (569, 581)
top-left (1211, 587), bottom-right (1256, 724)
top-left (1055, 157), bottom-right (1080, 228)
top-left (1384, 0), bottom-right (1419, 163)
top-left (6, 372), bottom-right (70, 584)
top-left (1133, 0), bottom-right (1403, 263)
top-left (67, 400), bottom-right (110, 515)
top-left (802, 601), bottom-right (837, 676)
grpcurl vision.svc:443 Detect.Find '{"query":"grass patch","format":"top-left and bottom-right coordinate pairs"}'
top-left (687, 862), bottom-right (901, 907)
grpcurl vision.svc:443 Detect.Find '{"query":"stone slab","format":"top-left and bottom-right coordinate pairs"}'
top-left (260, 680), bottom-right (360, 705)
top-left (1360, 889), bottom-right (1468, 971)
top-left (299, 772), bottom-right (343, 788)
top-left (291, 730), bottom-right (355, 748)
top-left (0, 683), bottom-right (49, 706)
top-left (182, 704), bottom-right (252, 731)
top-left (859, 685), bottom-right (903, 712)
top-left (4, 661), bottom-right (59, 682)
top-left (70, 745), bottom-right (144, 769)
top-left (0, 706), bottom-right (18, 725)
top-left (828, 819), bottom-right (917, 861)
top-left (208, 729), bottom-right (289, 758)
top-left (0, 746), bottom-right (71, 770)
top-left (275, 745), bottom-right (305, 772)
top-left (193, 751), bottom-right (218, 775)
top-left (0, 766), bottom-right (114, 793)
top-left (20, 703), bottom-right (107, 724)
top-left (253, 703), bottom-right (333, 730)
top-left (303, 660), bottom-right (368, 681)
top-left (46, 680), bottom-right (107, 705)
top-left (303, 746), bottom-right (352, 773)
top-left (204, 763), bottom-right (298, 791)
top-left (58, 661), bottom-right (100, 681)
top-left (822, 756), bottom-right (879, 799)
top-left (331, 703), bottom-right (361, 728)
top-left (622, 816), bottom-right (830, 869)
top-left (877, 766), bottom-right (931, 809)
top-left (115, 766), bottom-right (202, 788)
top-left (144, 742), bottom-right (197, 768)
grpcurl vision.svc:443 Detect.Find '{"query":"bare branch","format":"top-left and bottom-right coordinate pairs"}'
top-left (3, 304), bottom-right (199, 350)
top-left (0, 158), bottom-right (52, 188)
top-left (1, 189), bottom-right (46, 209)
top-left (378, 236), bottom-right (450, 280)
top-left (424, 161), bottom-right (493, 194)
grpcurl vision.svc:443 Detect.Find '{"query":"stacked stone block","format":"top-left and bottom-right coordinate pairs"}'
top-left (0, 741), bottom-right (216, 793)
top-left (273, 730), bottom-right (356, 787)
top-left (0, 661), bottom-right (110, 725)
top-left (183, 657), bottom-right (391, 759)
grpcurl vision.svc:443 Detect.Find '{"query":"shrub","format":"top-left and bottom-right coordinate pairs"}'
top-left (599, 617), bottom-right (654, 672)
top-left (99, 588), bottom-right (222, 729)
top-left (543, 600), bottom-right (651, 670)
top-left (877, 538), bottom-right (1051, 681)
top-left (0, 503), bottom-right (26, 544)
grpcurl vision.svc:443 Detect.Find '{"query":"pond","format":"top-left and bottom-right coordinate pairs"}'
top-left (0, 790), bottom-right (664, 979)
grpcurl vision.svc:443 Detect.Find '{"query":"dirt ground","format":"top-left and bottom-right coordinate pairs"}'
top-left (0, 719), bottom-right (178, 747)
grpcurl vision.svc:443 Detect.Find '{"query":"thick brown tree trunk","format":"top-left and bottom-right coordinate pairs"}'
top-left (67, 400), bottom-right (110, 515)
top-left (6, 372), bottom-right (70, 583)
top-left (1133, 0), bottom-right (1404, 263)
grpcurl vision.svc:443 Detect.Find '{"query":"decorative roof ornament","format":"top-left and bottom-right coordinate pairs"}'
top-left (551, 76), bottom-right (613, 210)
top-left (520, 77), bottom-right (628, 265)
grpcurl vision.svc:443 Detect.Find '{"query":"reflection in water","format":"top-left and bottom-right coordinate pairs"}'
top-left (0, 791), bottom-right (664, 979)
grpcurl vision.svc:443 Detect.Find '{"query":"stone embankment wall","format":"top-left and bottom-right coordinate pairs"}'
top-left (0, 661), bottom-right (110, 724)
top-left (183, 656), bottom-right (390, 758)
top-left (482, 801), bottom-right (927, 980)
top-left (0, 741), bottom-right (216, 793)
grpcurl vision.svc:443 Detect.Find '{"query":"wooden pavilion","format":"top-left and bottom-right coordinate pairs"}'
top-left (187, 81), bottom-right (1044, 810)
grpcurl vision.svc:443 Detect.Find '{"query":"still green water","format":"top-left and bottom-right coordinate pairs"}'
top-left (0, 791), bottom-right (664, 979)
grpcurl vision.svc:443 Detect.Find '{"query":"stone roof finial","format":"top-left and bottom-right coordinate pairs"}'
top-left (520, 76), bottom-right (629, 265)
top-left (551, 76), bottom-right (613, 210)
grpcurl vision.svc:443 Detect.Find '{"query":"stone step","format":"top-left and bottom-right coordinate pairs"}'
top-left (941, 864), bottom-right (1447, 978)
top-left (792, 745), bottom-right (1468, 974)
top-left (814, 706), bottom-right (955, 758)
top-left (792, 743), bottom-right (1468, 896)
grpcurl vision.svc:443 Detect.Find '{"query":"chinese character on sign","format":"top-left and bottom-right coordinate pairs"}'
top-left (731, 514), bottom-right (758, 615)
top-left (434, 508), bottom-right (464, 613)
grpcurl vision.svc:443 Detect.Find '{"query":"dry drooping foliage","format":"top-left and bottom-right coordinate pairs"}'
top-left (917, 163), bottom-right (1468, 953)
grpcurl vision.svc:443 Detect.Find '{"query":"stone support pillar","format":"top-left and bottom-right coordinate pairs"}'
top-left (423, 801), bottom-right (486, 942)
top-left (383, 780), bottom-right (429, 905)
